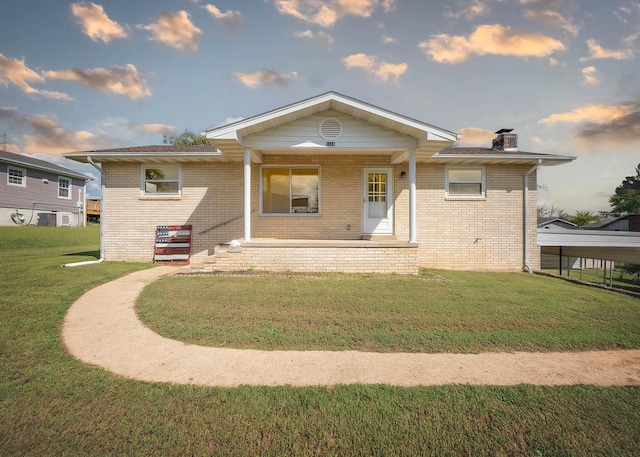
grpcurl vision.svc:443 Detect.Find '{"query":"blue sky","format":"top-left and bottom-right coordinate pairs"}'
top-left (1, 0), bottom-right (638, 211)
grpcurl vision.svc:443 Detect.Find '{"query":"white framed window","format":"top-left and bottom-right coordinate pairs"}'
top-left (141, 165), bottom-right (181, 195)
top-left (58, 177), bottom-right (71, 199)
top-left (261, 166), bottom-right (320, 215)
top-left (446, 167), bottom-right (485, 198)
top-left (7, 166), bottom-right (26, 187)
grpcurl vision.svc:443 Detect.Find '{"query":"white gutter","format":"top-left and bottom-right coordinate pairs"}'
top-left (523, 159), bottom-right (541, 273)
top-left (62, 156), bottom-right (105, 267)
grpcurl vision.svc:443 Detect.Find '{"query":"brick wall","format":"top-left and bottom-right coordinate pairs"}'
top-left (102, 159), bottom-right (538, 271)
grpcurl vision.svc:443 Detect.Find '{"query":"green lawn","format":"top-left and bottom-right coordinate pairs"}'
top-left (1, 225), bottom-right (639, 456)
top-left (137, 271), bottom-right (640, 353)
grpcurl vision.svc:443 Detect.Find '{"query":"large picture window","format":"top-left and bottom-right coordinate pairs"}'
top-left (58, 177), bottom-right (71, 199)
top-left (142, 165), bottom-right (181, 195)
top-left (446, 167), bottom-right (485, 197)
top-left (262, 167), bottom-right (319, 215)
top-left (7, 166), bottom-right (26, 187)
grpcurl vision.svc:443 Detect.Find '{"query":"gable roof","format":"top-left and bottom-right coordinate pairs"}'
top-left (64, 145), bottom-right (222, 163)
top-left (582, 214), bottom-right (638, 230)
top-left (538, 218), bottom-right (578, 229)
top-left (0, 150), bottom-right (90, 180)
top-left (203, 91), bottom-right (460, 161)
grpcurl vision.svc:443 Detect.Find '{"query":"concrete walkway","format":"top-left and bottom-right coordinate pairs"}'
top-left (62, 267), bottom-right (640, 387)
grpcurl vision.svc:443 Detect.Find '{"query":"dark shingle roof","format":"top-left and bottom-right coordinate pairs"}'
top-left (438, 147), bottom-right (551, 156)
top-left (77, 145), bottom-right (218, 153)
top-left (0, 150), bottom-right (90, 180)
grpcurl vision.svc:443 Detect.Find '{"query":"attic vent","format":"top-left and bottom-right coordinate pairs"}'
top-left (319, 117), bottom-right (343, 141)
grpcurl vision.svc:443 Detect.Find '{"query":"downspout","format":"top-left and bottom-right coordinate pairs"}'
top-left (523, 159), bottom-right (542, 273)
top-left (62, 156), bottom-right (104, 267)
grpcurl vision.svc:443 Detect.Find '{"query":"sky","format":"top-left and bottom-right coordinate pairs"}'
top-left (0, 0), bottom-right (638, 212)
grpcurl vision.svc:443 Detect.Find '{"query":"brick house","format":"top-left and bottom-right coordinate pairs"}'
top-left (65, 92), bottom-right (574, 273)
top-left (1, 150), bottom-right (90, 227)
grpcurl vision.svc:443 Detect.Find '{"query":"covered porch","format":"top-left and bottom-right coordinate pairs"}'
top-left (203, 92), bottom-right (459, 247)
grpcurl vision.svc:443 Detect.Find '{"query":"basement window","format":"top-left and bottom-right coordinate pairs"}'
top-left (142, 165), bottom-right (181, 195)
top-left (261, 166), bottom-right (320, 215)
top-left (446, 167), bottom-right (485, 198)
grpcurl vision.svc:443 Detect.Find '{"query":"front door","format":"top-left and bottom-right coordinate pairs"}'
top-left (362, 167), bottom-right (393, 235)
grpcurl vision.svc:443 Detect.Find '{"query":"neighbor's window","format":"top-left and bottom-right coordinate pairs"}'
top-left (142, 165), bottom-right (181, 195)
top-left (262, 167), bottom-right (319, 215)
top-left (446, 167), bottom-right (485, 197)
top-left (7, 166), bottom-right (26, 187)
top-left (58, 177), bottom-right (71, 199)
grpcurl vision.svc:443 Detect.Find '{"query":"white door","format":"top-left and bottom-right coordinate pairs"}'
top-left (362, 167), bottom-right (393, 235)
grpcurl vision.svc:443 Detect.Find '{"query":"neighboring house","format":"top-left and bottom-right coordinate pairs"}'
top-left (538, 219), bottom-right (577, 231)
top-left (582, 214), bottom-right (640, 232)
top-left (64, 92), bottom-right (574, 273)
top-left (1, 150), bottom-right (90, 227)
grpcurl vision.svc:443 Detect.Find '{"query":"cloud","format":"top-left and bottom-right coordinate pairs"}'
top-left (0, 54), bottom-right (72, 100)
top-left (70, 2), bottom-right (128, 43)
top-left (456, 127), bottom-right (495, 145)
top-left (581, 66), bottom-right (599, 85)
top-left (382, 35), bottom-right (396, 44)
top-left (203, 4), bottom-right (243, 33)
top-left (132, 123), bottom-right (175, 136)
top-left (523, 9), bottom-right (579, 37)
top-left (418, 24), bottom-right (565, 64)
top-left (216, 116), bottom-right (245, 127)
top-left (139, 11), bottom-right (201, 52)
top-left (573, 106), bottom-right (640, 147)
top-left (0, 106), bottom-right (109, 154)
top-left (580, 38), bottom-right (634, 61)
top-left (294, 30), bottom-right (334, 49)
top-left (343, 53), bottom-right (407, 82)
top-left (271, 0), bottom-right (393, 27)
top-left (232, 69), bottom-right (299, 89)
top-left (45, 64), bottom-right (151, 101)
top-left (444, 0), bottom-right (489, 21)
top-left (538, 104), bottom-right (632, 125)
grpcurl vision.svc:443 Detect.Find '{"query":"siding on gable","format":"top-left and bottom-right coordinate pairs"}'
top-left (244, 110), bottom-right (418, 149)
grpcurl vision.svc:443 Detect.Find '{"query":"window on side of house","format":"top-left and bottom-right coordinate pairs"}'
top-left (446, 167), bottom-right (485, 197)
top-left (261, 167), bottom-right (320, 215)
top-left (7, 166), bottom-right (26, 187)
top-left (142, 165), bottom-right (181, 195)
top-left (58, 177), bottom-right (71, 199)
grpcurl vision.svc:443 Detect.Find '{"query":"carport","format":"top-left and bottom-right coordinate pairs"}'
top-left (538, 230), bottom-right (640, 286)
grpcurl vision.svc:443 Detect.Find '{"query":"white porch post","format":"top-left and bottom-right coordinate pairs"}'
top-left (409, 148), bottom-right (417, 243)
top-left (244, 147), bottom-right (251, 242)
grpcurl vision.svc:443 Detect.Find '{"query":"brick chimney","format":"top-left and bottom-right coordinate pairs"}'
top-left (492, 128), bottom-right (518, 152)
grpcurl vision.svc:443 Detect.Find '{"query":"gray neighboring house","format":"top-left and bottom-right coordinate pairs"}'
top-left (0, 150), bottom-right (91, 227)
top-left (582, 214), bottom-right (640, 232)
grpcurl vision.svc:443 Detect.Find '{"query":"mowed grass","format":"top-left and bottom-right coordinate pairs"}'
top-left (1, 225), bottom-right (639, 456)
top-left (137, 271), bottom-right (640, 353)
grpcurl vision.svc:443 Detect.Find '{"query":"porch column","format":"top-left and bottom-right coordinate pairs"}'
top-left (244, 147), bottom-right (251, 242)
top-left (409, 149), bottom-right (417, 243)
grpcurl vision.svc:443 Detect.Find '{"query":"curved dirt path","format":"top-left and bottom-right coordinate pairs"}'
top-left (62, 267), bottom-right (640, 387)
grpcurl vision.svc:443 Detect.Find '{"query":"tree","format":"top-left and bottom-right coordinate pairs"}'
top-left (163, 130), bottom-right (210, 146)
top-left (610, 163), bottom-right (640, 215)
top-left (537, 203), bottom-right (568, 224)
top-left (567, 210), bottom-right (599, 227)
